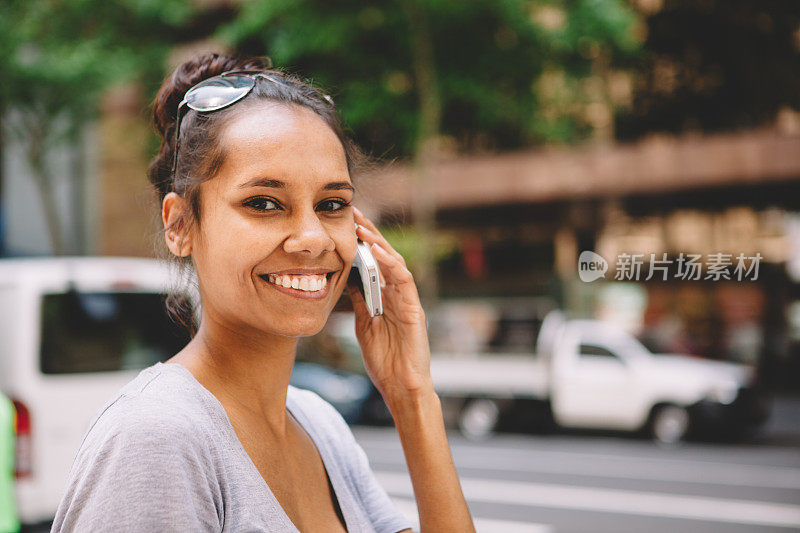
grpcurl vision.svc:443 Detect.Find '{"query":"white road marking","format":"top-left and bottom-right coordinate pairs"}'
top-left (358, 439), bottom-right (800, 490)
top-left (375, 471), bottom-right (800, 529)
top-left (390, 496), bottom-right (554, 533)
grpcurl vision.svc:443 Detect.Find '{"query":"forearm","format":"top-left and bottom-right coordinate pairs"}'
top-left (386, 387), bottom-right (476, 533)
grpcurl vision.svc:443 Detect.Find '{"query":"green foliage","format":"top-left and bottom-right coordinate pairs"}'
top-left (0, 0), bottom-right (214, 254)
top-left (0, 0), bottom-right (641, 156)
top-left (215, 0), bottom-right (641, 159)
top-left (0, 0), bottom-right (198, 143)
top-left (380, 225), bottom-right (460, 275)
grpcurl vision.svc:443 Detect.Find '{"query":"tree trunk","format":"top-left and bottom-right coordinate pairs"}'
top-left (71, 126), bottom-right (87, 254)
top-left (26, 131), bottom-right (65, 256)
top-left (403, 0), bottom-right (442, 309)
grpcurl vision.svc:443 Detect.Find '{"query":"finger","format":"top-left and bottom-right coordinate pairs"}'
top-left (351, 206), bottom-right (385, 240)
top-left (352, 208), bottom-right (402, 255)
top-left (369, 242), bottom-right (421, 307)
top-left (356, 224), bottom-right (407, 267)
top-left (346, 278), bottom-right (372, 323)
top-left (352, 224), bottom-right (391, 285)
top-left (352, 205), bottom-right (379, 232)
top-left (351, 206), bottom-right (408, 279)
top-left (357, 224), bottom-right (406, 266)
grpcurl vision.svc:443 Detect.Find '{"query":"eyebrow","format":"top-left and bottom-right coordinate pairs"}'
top-left (236, 177), bottom-right (355, 193)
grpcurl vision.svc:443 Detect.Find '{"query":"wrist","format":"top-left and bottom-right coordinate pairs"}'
top-left (380, 376), bottom-right (435, 403)
top-left (384, 384), bottom-right (440, 422)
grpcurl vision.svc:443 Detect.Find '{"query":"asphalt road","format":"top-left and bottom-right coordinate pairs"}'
top-left (21, 396), bottom-right (800, 533)
top-left (353, 395), bottom-right (800, 533)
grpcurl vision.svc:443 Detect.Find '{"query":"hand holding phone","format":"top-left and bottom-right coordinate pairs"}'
top-left (348, 224), bottom-right (383, 317)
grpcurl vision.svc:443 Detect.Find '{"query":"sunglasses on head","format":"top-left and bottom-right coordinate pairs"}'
top-left (170, 69), bottom-right (334, 181)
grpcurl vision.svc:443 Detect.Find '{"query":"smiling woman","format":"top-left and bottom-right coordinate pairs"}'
top-left (50, 52), bottom-right (475, 533)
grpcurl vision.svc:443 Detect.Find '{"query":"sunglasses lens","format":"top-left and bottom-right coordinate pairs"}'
top-left (185, 75), bottom-right (256, 111)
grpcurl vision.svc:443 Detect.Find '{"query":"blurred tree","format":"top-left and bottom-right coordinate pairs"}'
top-left (0, 0), bottom-right (235, 255)
top-left (216, 0), bottom-right (640, 303)
top-left (616, 0), bottom-right (800, 138)
top-left (217, 0), bottom-right (640, 158)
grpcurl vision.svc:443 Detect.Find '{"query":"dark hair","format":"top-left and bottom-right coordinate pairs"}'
top-left (147, 52), bottom-right (368, 334)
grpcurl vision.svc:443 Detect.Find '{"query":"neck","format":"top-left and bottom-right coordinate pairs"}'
top-left (166, 311), bottom-right (300, 436)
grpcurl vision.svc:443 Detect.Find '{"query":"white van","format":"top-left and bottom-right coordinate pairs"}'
top-left (0, 257), bottom-right (191, 527)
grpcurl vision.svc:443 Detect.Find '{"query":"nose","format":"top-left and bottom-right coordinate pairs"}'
top-left (282, 208), bottom-right (335, 256)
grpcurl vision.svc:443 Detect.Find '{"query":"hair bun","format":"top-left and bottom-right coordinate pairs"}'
top-left (151, 52), bottom-right (270, 138)
top-left (147, 52), bottom-right (270, 199)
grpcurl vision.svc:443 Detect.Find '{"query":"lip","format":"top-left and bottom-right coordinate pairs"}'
top-left (259, 271), bottom-right (337, 300)
top-left (267, 268), bottom-right (338, 275)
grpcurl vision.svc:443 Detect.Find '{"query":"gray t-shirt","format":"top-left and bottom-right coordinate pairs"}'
top-left (51, 361), bottom-right (413, 533)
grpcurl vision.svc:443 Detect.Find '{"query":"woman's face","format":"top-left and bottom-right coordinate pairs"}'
top-left (189, 101), bottom-right (357, 338)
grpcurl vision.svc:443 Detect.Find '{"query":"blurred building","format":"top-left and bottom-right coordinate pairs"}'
top-left (361, 127), bottom-right (800, 391)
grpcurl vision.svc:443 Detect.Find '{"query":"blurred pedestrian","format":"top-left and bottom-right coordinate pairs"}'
top-left (0, 392), bottom-right (20, 533)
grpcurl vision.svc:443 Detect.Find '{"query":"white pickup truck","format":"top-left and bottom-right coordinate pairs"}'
top-left (429, 308), bottom-right (771, 444)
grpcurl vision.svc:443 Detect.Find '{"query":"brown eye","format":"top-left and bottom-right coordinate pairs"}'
top-left (318, 199), bottom-right (351, 212)
top-left (243, 197), bottom-right (281, 211)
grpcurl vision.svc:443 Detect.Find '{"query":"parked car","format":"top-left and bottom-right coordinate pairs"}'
top-left (290, 361), bottom-right (392, 425)
top-left (428, 304), bottom-right (771, 444)
top-left (0, 257), bottom-right (191, 527)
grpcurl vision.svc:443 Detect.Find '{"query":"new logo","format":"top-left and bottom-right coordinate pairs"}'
top-left (578, 251), bottom-right (607, 282)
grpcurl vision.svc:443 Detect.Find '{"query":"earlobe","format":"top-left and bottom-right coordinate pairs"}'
top-left (166, 228), bottom-right (192, 257)
top-left (162, 192), bottom-right (193, 257)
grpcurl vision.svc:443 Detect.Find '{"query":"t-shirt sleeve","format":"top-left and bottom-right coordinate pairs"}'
top-left (51, 401), bottom-right (222, 533)
top-left (306, 390), bottom-right (415, 533)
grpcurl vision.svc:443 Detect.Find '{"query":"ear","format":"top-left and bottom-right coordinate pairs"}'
top-left (162, 192), bottom-right (193, 257)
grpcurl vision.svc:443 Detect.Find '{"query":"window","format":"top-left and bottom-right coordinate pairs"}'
top-left (40, 291), bottom-right (192, 374)
top-left (579, 343), bottom-right (623, 361)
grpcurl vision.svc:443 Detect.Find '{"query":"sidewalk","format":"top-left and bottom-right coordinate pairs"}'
top-left (752, 393), bottom-right (800, 447)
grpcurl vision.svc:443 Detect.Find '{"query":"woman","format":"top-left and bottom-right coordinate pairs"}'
top-left (52, 53), bottom-right (475, 532)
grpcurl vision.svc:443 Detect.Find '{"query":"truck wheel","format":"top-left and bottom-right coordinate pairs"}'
top-left (458, 398), bottom-right (500, 441)
top-left (651, 405), bottom-right (690, 445)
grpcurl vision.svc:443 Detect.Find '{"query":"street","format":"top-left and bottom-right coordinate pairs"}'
top-left (354, 395), bottom-right (800, 533)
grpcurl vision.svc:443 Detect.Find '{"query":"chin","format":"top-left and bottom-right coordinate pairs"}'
top-left (267, 313), bottom-right (329, 338)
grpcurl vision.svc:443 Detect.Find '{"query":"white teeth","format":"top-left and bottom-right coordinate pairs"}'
top-left (265, 273), bottom-right (329, 292)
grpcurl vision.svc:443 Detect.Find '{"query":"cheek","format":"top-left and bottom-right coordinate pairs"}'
top-left (334, 230), bottom-right (358, 264)
top-left (193, 211), bottom-right (269, 281)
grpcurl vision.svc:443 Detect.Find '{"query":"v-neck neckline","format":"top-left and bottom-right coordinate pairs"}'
top-left (156, 362), bottom-right (352, 532)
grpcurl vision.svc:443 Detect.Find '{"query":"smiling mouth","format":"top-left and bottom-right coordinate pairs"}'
top-left (258, 271), bottom-right (337, 293)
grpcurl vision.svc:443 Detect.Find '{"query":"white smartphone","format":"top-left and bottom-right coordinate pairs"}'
top-left (348, 227), bottom-right (383, 317)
